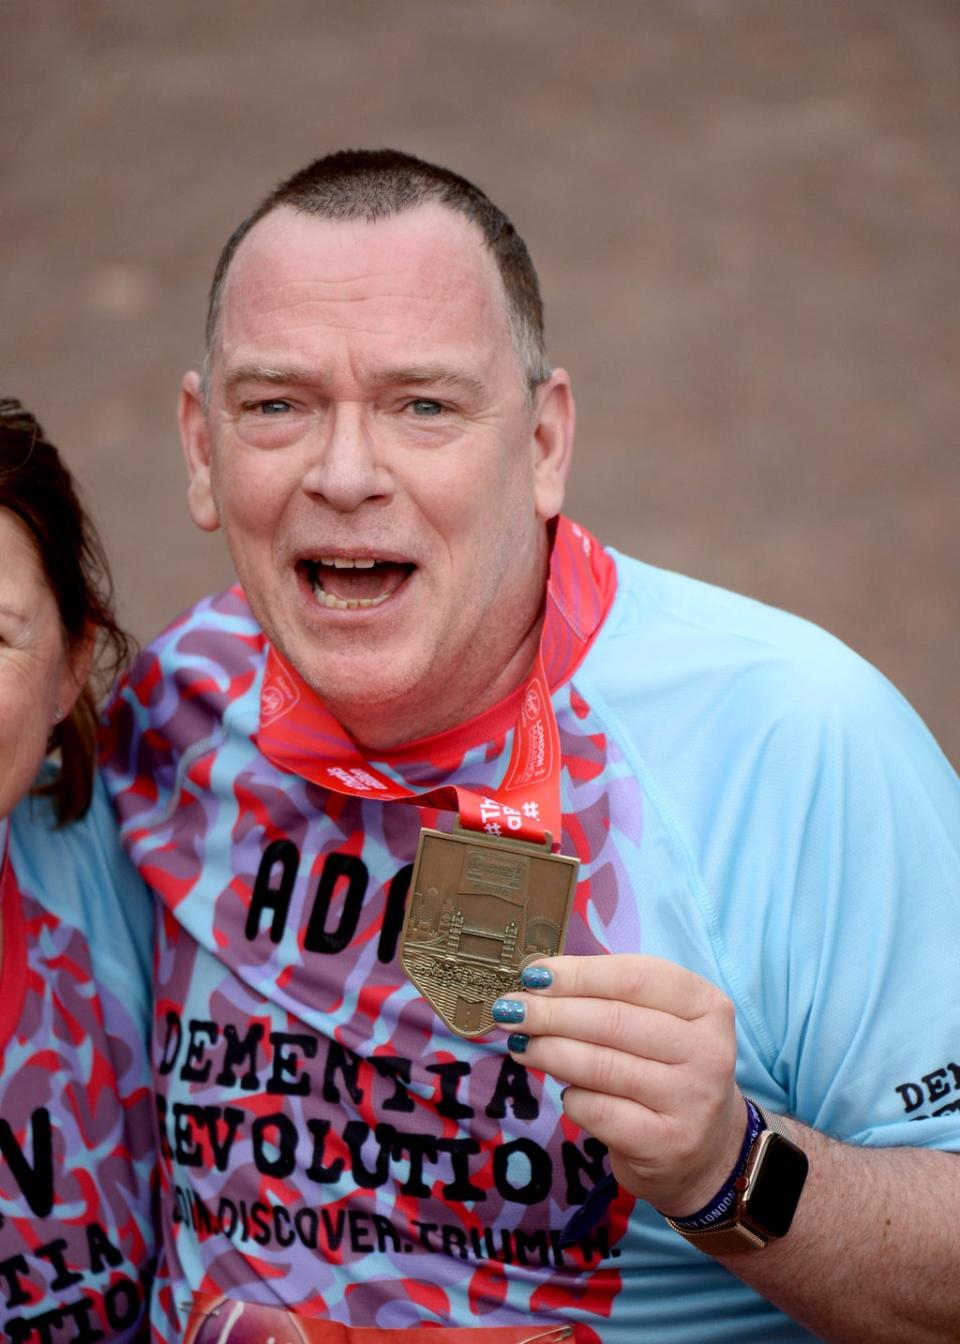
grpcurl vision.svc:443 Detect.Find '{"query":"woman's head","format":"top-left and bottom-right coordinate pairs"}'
top-left (0, 399), bottom-right (132, 824)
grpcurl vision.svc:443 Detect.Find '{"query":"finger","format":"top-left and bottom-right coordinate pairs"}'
top-left (560, 1084), bottom-right (666, 1156)
top-left (498, 994), bottom-right (692, 1064)
top-left (517, 954), bottom-right (726, 1020)
top-left (507, 1033), bottom-right (679, 1109)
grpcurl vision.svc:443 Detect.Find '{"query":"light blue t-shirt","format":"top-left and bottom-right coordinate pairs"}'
top-left (101, 536), bottom-right (960, 1343)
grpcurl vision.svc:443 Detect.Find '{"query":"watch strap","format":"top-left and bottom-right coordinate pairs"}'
top-left (758, 1104), bottom-right (788, 1138)
top-left (666, 1216), bottom-right (768, 1254)
top-left (665, 1101), bottom-right (799, 1255)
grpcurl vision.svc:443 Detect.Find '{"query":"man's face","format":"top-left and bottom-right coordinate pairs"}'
top-left (181, 204), bottom-right (573, 745)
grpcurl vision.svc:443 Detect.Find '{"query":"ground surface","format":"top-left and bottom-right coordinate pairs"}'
top-left (2, 0), bottom-right (957, 764)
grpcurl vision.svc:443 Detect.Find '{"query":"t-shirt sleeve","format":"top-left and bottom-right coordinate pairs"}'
top-left (711, 649), bottom-right (960, 1152)
top-left (579, 561), bottom-right (960, 1154)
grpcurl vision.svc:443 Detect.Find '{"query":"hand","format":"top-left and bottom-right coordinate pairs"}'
top-left (493, 954), bottom-right (745, 1216)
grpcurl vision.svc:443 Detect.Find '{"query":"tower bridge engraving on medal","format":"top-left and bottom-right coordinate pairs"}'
top-left (400, 827), bottom-right (579, 1038)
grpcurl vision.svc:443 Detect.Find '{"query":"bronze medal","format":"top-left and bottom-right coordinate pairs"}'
top-left (400, 826), bottom-right (579, 1038)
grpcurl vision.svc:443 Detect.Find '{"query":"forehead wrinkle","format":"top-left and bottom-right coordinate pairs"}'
top-left (235, 217), bottom-right (492, 283)
top-left (235, 287), bottom-right (484, 328)
top-left (217, 221), bottom-right (514, 390)
top-left (261, 262), bottom-right (478, 292)
top-left (233, 238), bottom-right (488, 290)
top-left (222, 293), bottom-right (502, 375)
top-left (219, 205), bottom-right (515, 362)
top-left (228, 245), bottom-right (497, 326)
top-left (221, 294), bottom-right (485, 359)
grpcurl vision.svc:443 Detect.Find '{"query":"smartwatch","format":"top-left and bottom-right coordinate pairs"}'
top-left (665, 1104), bottom-right (809, 1254)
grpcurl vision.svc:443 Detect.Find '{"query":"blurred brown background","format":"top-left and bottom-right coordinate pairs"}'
top-left (2, 0), bottom-right (957, 764)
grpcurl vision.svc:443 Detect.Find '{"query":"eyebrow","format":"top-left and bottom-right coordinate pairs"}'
top-left (223, 364), bottom-right (314, 393)
top-left (222, 362), bottom-right (486, 400)
top-left (371, 366), bottom-right (486, 399)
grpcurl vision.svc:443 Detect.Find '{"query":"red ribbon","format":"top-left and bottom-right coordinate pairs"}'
top-left (258, 517), bottom-right (616, 851)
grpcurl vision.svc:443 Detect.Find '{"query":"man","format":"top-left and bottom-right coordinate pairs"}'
top-left (102, 150), bottom-right (960, 1343)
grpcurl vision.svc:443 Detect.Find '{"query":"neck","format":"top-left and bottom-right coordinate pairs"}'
top-left (321, 525), bottom-right (552, 752)
top-left (333, 605), bottom-right (546, 753)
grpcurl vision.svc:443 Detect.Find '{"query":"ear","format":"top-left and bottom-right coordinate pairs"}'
top-left (179, 370), bottom-right (222, 532)
top-left (531, 370), bottom-right (575, 522)
top-left (57, 622), bottom-right (96, 721)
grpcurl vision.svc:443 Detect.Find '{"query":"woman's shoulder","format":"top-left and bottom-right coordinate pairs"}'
top-left (9, 768), bottom-right (153, 957)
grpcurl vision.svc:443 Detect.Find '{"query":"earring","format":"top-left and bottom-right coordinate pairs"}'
top-left (54, 707), bottom-right (64, 723)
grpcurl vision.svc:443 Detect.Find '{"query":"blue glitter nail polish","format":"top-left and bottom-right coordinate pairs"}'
top-left (521, 966), bottom-right (553, 990)
top-left (507, 1033), bottom-right (529, 1053)
top-left (492, 998), bottom-right (525, 1024)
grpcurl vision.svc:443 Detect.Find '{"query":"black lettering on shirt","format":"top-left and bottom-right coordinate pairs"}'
top-left (0, 1109), bottom-right (54, 1218)
top-left (304, 853), bottom-right (368, 954)
top-left (247, 838), bottom-right (299, 942)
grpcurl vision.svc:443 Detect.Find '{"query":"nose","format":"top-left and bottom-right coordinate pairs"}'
top-left (300, 402), bottom-right (393, 512)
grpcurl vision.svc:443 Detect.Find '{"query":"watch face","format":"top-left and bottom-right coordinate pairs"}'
top-left (744, 1133), bottom-right (809, 1237)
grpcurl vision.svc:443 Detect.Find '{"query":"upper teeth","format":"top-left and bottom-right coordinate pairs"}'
top-left (318, 556), bottom-right (376, 568)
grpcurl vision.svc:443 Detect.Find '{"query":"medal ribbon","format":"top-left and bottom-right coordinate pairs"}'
top-left (0, 821), bottom-right (30, 1052)
top-left (258, 516), bottom-right (616, 850)
top-left (0, 821), bottom-right (15, 930)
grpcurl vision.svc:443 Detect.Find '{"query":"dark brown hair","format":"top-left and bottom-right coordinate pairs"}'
top-left (203, 148), bottom-right (551, 398)
top-left (0, 399), bottom-right (133, 823)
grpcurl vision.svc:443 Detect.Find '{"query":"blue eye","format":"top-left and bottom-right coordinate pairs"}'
top-left (259, 400), bottom-right (292, 415)
top-left (409, 399), bottom-right (443, 417)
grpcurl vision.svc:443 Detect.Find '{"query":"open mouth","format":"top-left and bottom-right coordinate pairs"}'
top-left (297, 555), bottom-right (415, 610)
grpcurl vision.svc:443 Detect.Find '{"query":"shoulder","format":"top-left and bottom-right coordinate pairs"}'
top-left (603, 549), bottom-right (863, 685)
top-left (582, 550), bottom-right (958, 878)
top-left (12, 770), bottom-right (133, 891)
top-left (9, 772), bottom-right (153, 978)
top-left (594, 549), bottom-right (934, 742)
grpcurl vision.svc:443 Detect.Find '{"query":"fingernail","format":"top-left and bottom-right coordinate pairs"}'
top-left (521, 966), bottom-right (553, 990)
top-left (507, 1033), bottom-right (529, 1053)
top-left (492, 998), bottom-right (526, 1025)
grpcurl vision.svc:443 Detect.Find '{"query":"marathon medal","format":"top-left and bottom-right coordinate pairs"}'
top-left (401, 826), bottom-right (579, 1038)
top-left (257, 519), bottom-right (615, 1039)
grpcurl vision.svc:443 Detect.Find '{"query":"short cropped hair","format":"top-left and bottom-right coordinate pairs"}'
top-left (204, 148), bottom-right (551, 398)
top-left (0, 400), bottom-right (133, 823)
